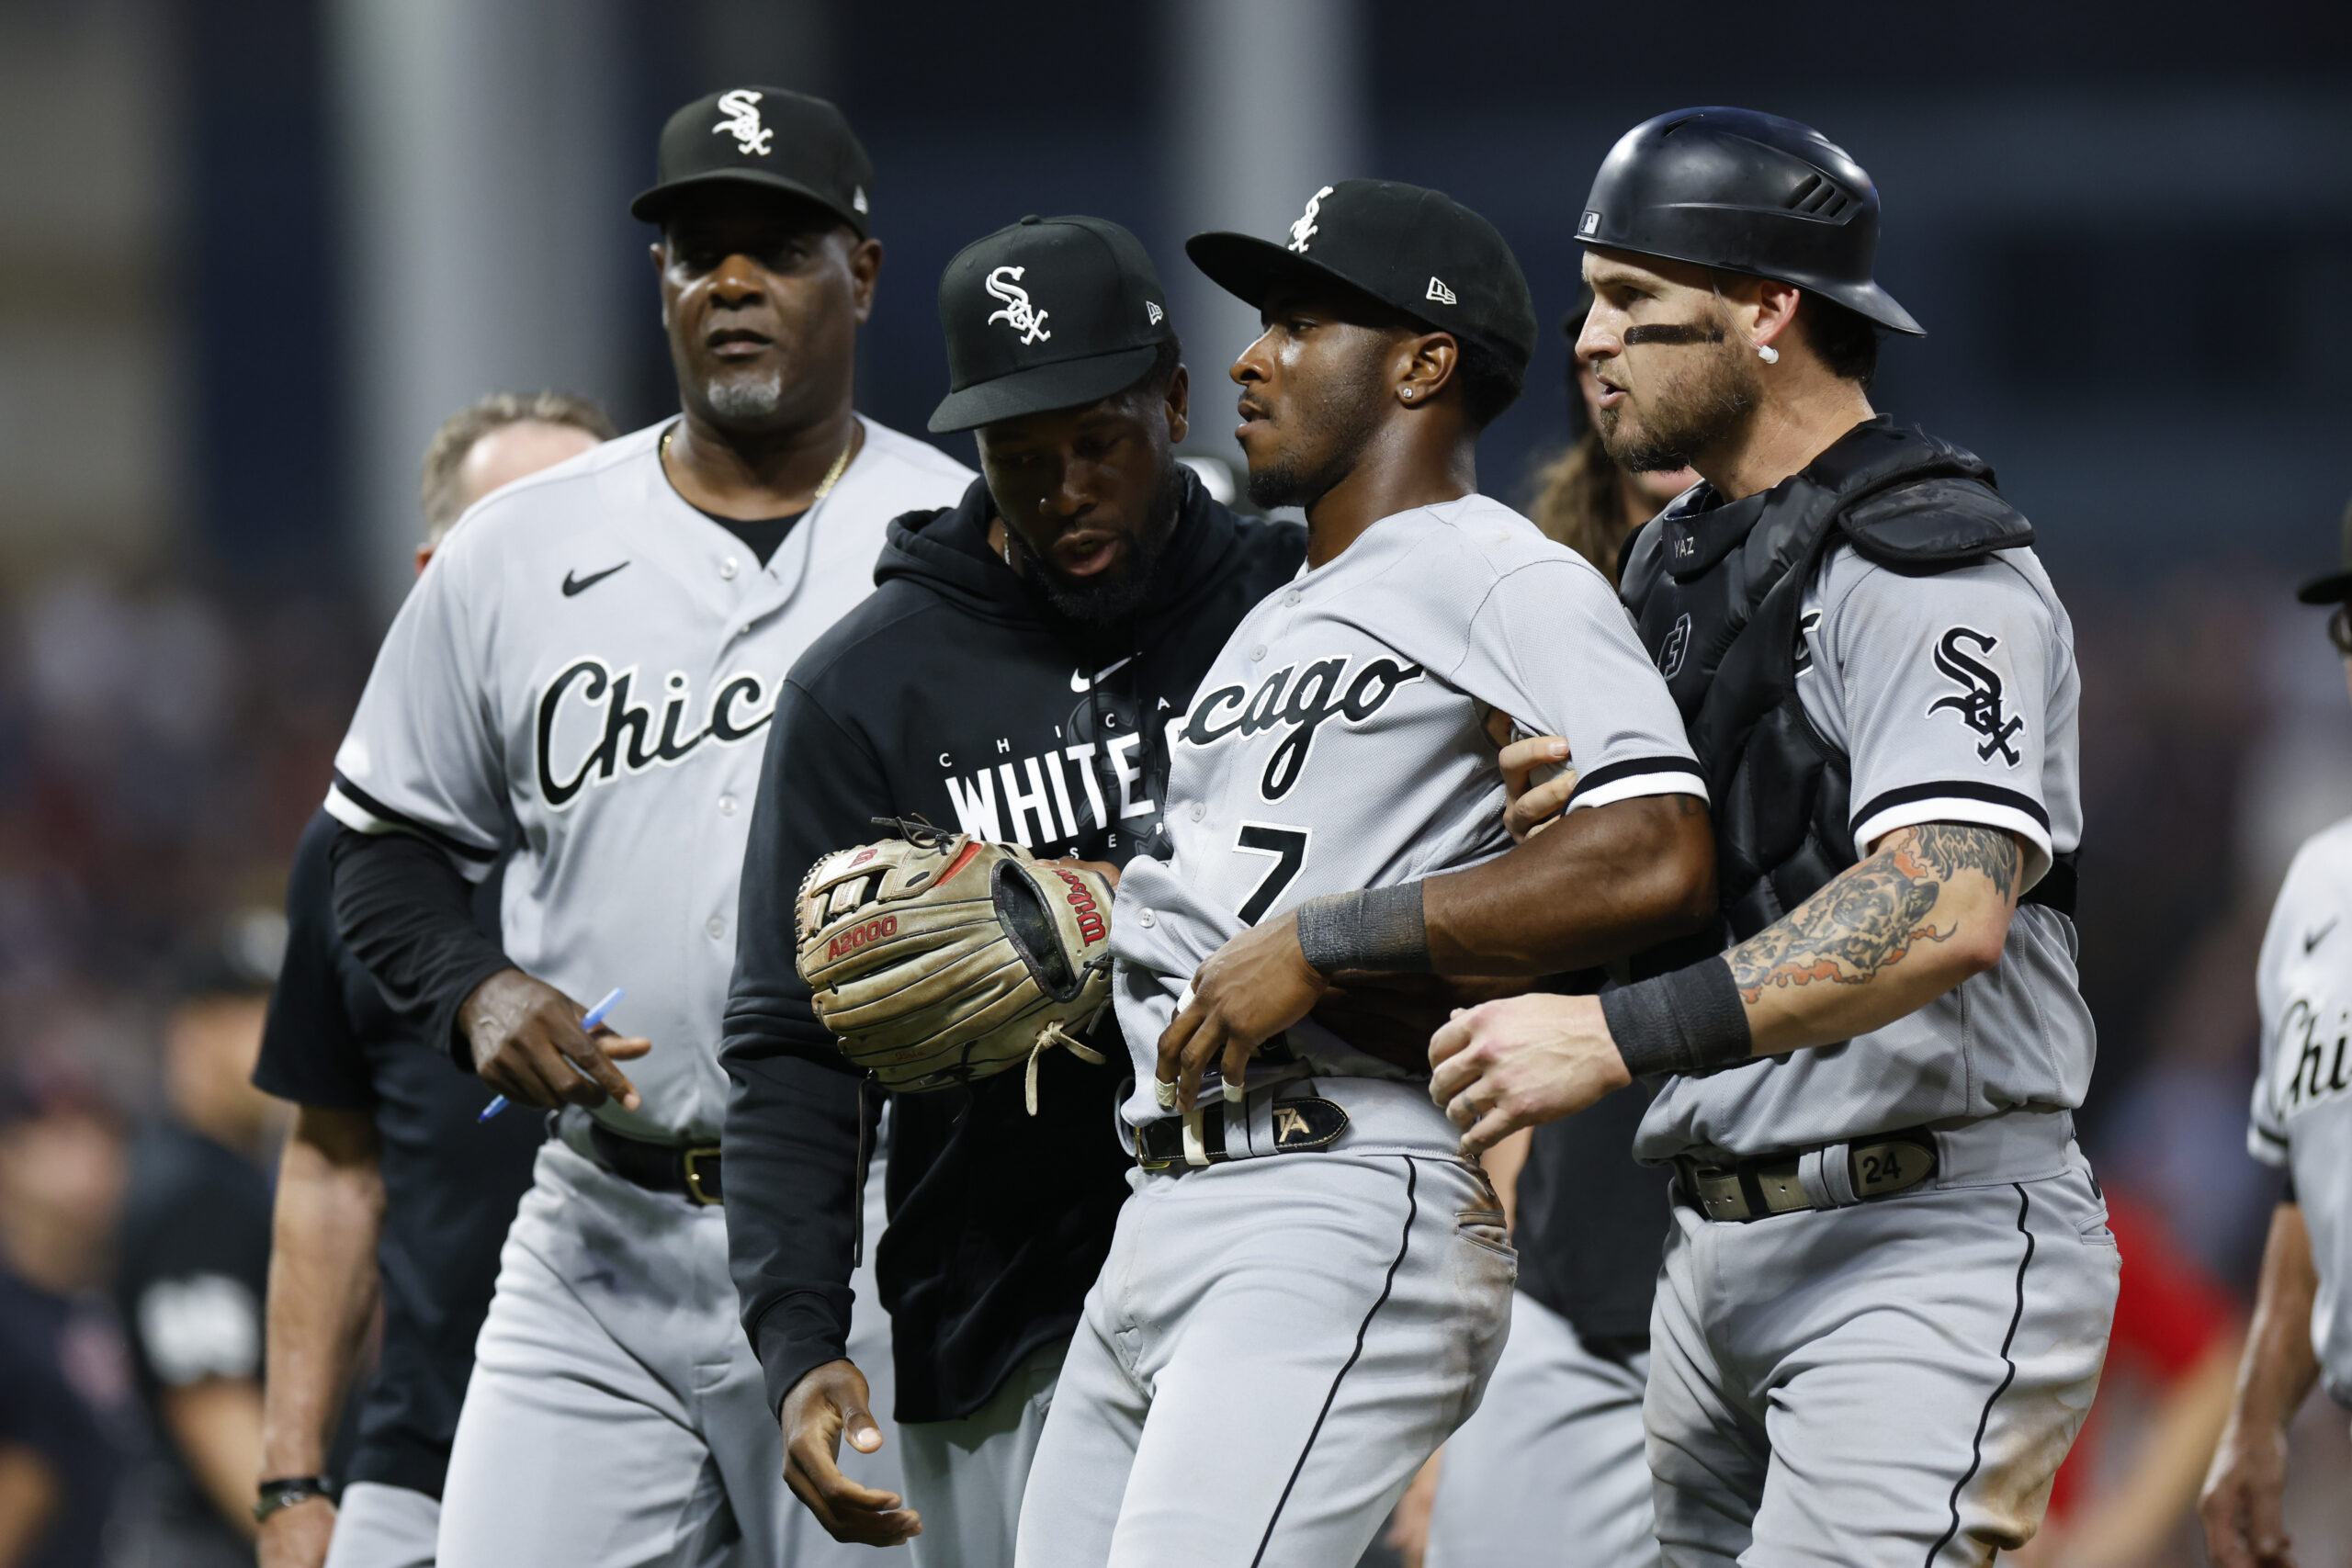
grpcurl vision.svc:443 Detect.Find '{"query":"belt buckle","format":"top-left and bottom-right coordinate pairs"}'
top-left (682, 1145), bottom-right (722, 1206)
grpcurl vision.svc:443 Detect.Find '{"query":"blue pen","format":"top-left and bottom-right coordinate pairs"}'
top-left (479, 986), bottom-right (627, 1122)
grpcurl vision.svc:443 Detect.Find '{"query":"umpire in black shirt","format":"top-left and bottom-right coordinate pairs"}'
top-left (249, 393), bottom-right (612, 1568)
top-left (721, 216), bottom-right (1303, 1564)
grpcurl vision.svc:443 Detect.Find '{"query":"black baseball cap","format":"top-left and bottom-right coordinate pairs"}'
top-left (928, 216), bottom-right (1175, 434)
top-left (2297, 495), bottom-right (2352, 604)
top-left (630, 87), bottom-right (873, 236)
top-left (1185, 179), bottom-right (1539, 385)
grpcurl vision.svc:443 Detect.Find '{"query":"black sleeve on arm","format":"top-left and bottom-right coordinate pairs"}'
top-left (254, 814), bottom-right (375, 1108)
top-left (331, 827), bottom-right (513, 1070)
top-left (722, 679), bottom-right (890, 1417)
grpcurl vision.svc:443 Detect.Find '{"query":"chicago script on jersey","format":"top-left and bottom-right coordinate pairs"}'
top-left (2274, 996), bottom-right (2352, 1119)
top-left (1179, 655), bottom-right (1425, 800)
top-left (536, 657), bottom-right (776, 808)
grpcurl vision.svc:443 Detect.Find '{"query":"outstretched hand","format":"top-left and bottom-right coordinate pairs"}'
top-left (780, 1360), bottom-right (921, 1548)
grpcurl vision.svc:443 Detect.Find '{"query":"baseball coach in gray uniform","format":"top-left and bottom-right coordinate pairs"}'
top-left (324, 89), bottom-right (968, 1567)
top-left (1434, 108), bottom-right (2117, 1567)
top-left (1014, 180), bottom-right (1716, 1567)
top-left (2202, 502), bottom-right (2352, 1568)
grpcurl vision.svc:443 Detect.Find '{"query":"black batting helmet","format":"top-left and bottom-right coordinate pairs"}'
top-left (1577, 107), bottom-right (1924, 337)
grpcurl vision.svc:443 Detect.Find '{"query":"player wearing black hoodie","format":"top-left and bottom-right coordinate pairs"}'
top-left (720, 216), bottom-right (1303, 1566)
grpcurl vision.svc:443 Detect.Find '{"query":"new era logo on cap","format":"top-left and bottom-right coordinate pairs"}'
top-left (1146, 301), bottom-right (1164, 325)
top-left (1426, 276), bottom-right (1455, 304)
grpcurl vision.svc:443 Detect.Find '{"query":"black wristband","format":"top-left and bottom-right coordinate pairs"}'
top-left (253, 1476), bottom-right (331, 1523)
top-left (1599, 955), bottom-right (1752, 1079)
top-left (1294, 881), bottom-right (1431, 976)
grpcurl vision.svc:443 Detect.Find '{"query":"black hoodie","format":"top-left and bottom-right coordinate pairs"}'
top-left (721, 470), bottom-right (1304, 1423)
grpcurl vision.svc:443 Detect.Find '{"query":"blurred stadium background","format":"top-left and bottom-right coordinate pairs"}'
top-left (4, 1), bottom-right (2352, 1562)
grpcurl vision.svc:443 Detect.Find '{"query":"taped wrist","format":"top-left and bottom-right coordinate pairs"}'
top-left (1294, 881), bottom-right (1431, 976)
top-left (1600, 956), bottom-right (1751, 1079)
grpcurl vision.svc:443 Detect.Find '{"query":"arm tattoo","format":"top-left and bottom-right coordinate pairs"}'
top-left (1726, 824), bottom-right (2019, 1003)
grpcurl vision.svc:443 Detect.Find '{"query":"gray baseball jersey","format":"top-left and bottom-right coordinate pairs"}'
top-left (1637, 542), bottom-right (2094, 1162)
top-left (1110, 493), bottom-right (1704, 1119)
top-left (326, 419), bottom-right (972, 1142)
top-left (2250, 814), bottom-right (2352, 1404)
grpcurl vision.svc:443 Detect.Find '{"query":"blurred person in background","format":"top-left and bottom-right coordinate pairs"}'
top-left (324, 87), bottom-right (968, 1568)
top-left (1384, 292), bottom-right (1696, 1568)
top-left (2203, 499), bottom-right (2352, 1568)
top-left (251, 392), bottom-right (614, 1568)
top-left (114, 941), bottom-right (286, 1565)
top-left (0, 1064), bottom-right (139, 1568)
top-left (1523, 287), bottom-right (1698, 579)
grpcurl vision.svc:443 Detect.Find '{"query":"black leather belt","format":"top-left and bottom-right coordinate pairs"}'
top-left (1672, 1128), bottom-right (1936, 1223)
top-left (1135, 1095), bottom-right (1350, 1173)
top-left (589, 1122), bottom-right (723, 1206)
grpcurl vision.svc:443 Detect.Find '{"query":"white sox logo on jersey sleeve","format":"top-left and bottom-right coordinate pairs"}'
top-left (1179, 655), bottom-right (1423, 800)
top-left (536, 658), bottom-right (776, 808)
top-left (1929, 626), bottom-right (2024, 766)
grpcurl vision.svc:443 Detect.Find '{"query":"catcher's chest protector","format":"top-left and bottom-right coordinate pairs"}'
top-left (1618, 418), bottom-right (2032, 942)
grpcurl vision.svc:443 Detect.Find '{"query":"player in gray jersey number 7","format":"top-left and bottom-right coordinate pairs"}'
top-left (1012, 180), bottom-right (1715, 1567)
top-left (1436, 107), bottom-right (2116, 1566)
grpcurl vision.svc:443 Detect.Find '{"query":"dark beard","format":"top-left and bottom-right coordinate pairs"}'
top-left (1028, 482), bottom-right (1182, 625)
top-left (1244, 354), bottom-right (1387, 511)
top-left (1598, 339), bottom-right (1759, 472)
top-left (1034, 533), bottom-right (1169, 623)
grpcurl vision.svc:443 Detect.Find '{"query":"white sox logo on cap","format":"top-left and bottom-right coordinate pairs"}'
top-left (714, 89), bottom-right (771, 156)
top-left (984, 265), bottom-right (1052, 345)
top-left (1287, 186), bottom-right (1335, 254)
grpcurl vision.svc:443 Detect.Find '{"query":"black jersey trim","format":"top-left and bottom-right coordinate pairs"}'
top-left (329, 772), bottom-right (499, 863)
top-left (1852, 780), bottom-right (2051, 834)
top-left (1926, 1183), bottom-right (2034, 1567)
top-left (1566, 755), bottom-right (1708, 804)
top-left (1250, 1156), bottom-right (1420, 1567)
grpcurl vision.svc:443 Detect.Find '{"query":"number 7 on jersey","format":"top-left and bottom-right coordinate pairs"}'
top-left (1234, 823), bottom-right (1310, 925)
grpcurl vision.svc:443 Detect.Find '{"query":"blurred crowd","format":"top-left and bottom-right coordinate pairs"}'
top-left (0, 508), bottom-right (2347, 1565)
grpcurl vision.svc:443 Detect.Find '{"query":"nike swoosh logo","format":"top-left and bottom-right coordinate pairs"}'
top-left (562, 562), bottom-right (629, 597)
top-left (1071, 654), bottom-right (1136, 693)
top-left (2307, 918), bottom-right (2338, 955)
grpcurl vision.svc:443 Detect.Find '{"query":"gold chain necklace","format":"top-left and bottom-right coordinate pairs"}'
top-left (661, 423), bottom-right (856, 506)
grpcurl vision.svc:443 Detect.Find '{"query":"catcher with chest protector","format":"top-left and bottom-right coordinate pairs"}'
top-left (719, 216), bottom-right (1303, 1568)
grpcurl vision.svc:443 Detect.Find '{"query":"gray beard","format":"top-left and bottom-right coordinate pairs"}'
top-left (705, 368), bottom-right (785, 423)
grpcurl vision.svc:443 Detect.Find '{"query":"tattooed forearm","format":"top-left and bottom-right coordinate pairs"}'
top-left (1725, 824), bottom-right (2019, 1002)
top-left (1904, 823), bottom-right (2022, 900)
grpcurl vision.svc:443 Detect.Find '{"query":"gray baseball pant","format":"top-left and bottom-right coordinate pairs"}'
top-left (1424, 1290), bottom-right (1657, 1568)
top-left (323, 1483), bottom-right (437, 1568)
top-left (435, 1138), bottom-right (904, 1568)
top-left (1014, 1084), bottom-right (1516, 1568)
top-left (1644, 1141), bottom-right (2118, 1567)
top-left (900, 1337), bottom-right (1068, 1568)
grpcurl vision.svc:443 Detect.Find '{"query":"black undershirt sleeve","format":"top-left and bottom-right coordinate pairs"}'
top-left (331, 827), bottom-right (514, 1070)
top-left (721, 680), bottom-right (888, 1415)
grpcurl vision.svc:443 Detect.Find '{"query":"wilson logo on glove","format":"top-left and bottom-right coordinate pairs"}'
top-left (795, 819), bottom-right (1114, 1112)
